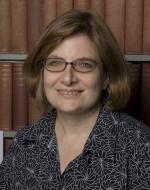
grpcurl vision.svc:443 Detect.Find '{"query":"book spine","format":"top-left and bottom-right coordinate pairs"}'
top-left (27, 0), bottom-right (42, 52)
top-left (57, 0), bottom-right (73, 16)
top-left (0, 131), bottom-right (3, 163)
top-left (0, 0), bottom-right (11, 52)
top-left (74, 0), bottom-right (90, 10)
top-left (28, 96), bottom-right (43, 125)
top-left (143, 0), bottom-right (150, 54)
top-left (140, 63), bottom-right (150, 126)
top-left (12, 62), bottom-right (28, 130)
top-left (124, 63), bottom-right (141, 119)
top-left (10, 0), bottom-right (27, 53)
top-left (0, 63), bottom-right (12, 130)
top-left (105, 0), bottom-right (125, 51)
top-left (41, 0), bottom-right (57, 30)
top-left (125, 0), bottom-right (143, 54)
top-left (4, 138), bottom-right (13, 156)
top-left (90, 0), bottom-right (105, 18)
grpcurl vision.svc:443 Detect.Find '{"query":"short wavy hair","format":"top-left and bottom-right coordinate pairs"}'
top-left (24, 10), bottom-right (130, 112)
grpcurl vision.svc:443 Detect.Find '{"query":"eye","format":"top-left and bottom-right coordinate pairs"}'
top-left (46, 59), bottom-right (64, 67)
top-left (78, 61), bottom-right (95, 68)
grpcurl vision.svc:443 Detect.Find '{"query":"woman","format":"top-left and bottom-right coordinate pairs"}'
top-left (0, 10), bottom-right (150, 189)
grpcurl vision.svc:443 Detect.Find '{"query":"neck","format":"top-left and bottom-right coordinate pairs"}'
top-left (55, 106), bottom-right (101, 137)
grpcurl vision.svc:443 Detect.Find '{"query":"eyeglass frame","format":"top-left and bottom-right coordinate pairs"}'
top-left (43, 57), bottom-right (99, 73)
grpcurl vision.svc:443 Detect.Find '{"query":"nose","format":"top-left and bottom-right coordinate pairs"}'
top-left (60, 64), bottom-right (78, 86)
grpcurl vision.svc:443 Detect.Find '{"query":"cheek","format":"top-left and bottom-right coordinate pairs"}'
top-left (43, 69), bottom-right (56, 89)
top-left (43, 72), bottom-right (54, 102)
top-left (92, 81), bottom-right (102, 98)
top-left (88, 72), bottom-right (104, 92)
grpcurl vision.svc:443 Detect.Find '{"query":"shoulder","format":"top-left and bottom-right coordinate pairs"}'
top-left (0, 110), bottom-right (57, 188)
top-left (100, 108), bottom-right (150, 146)
top-left (113, 111), bottom-right (150, 136)
top-left (110, 112), bottom-right (150, 187)
top-left (103, 108), bottom-right (149, 132)
top-left (111, 111), bottom-right (150, 157)
top-left (10, 109), bottom-right (57, 148)
top-left (1, 110), bottom-right (56, 168)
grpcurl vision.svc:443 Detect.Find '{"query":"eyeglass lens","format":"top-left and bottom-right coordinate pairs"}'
top-left (45, 58), bottom-right (97, 73)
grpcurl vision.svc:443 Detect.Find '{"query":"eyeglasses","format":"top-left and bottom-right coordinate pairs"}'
top-left (44, 58), bottom-right (98, 73)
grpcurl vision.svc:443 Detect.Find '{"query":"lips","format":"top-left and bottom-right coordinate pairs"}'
top-left (57, 89), bottom-right (82, 96)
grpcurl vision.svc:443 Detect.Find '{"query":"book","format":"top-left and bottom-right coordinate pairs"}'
top-left (57, 0), bottom-right (73, 16)
top-left (0, 0), bottom-right (11, 52)
top-left (90, 0), bottom-right (105, 18)
top-left (27, 0), bottom-right (42, 52)
top-left (0, 131), bottom-right (3, 163)
top-left (0, 63), bottom-right (12, 131)
top-left (143, 0), bottom-right (150, 54)
top-left (41, 0), bottom-right (57, 30)
top-left (12, 62), bottom-right (28, 130)
top-left (124, 62), bottom-right (141, 119)
top-left (11, 0), bottom-right (27, 53)
top-left (125, 0), bottom-right (143, 54)
top-left (140, 63), bottom-right (150, 126)
top-left (4, 138), bottom-right (13, 156)
top-left (74, 0), bottom-right (90, 10)
top-left (105, 0), bottom-right (125, 51)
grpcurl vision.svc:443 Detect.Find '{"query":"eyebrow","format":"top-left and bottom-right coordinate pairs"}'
top-left (47, 55), bottom-right (98, 62)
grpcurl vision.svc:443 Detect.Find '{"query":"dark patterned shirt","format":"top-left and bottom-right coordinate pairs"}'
top-left (0, 108), bottom-right (150, 190)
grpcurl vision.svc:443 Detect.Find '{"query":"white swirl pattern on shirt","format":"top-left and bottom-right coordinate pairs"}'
top-left (0, 108), bottom-right (150, 189)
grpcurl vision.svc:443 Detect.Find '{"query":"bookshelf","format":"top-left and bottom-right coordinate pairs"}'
top-left (125, 54), bottom-right (150, 62)
top-left (3, 131), bottom-right (17, 138)
top-left (0, 131), bottom-right (3, 163)
top-left (0, 53), bottom-right (27, 61)
top-left (0, 0), bottom-right (149, 165)
top-left (0, 53), bottom-right (150, 62)
top-left (0, 0), bottom-right (150, 140)
top-left (0, 53), bottom-right (150, 139)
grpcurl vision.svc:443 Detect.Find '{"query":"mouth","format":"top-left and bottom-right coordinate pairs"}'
top-left (57, 89), bottom-right (83, 96)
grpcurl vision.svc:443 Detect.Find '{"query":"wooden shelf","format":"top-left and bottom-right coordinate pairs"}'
top-left (0, 53), bottom-right (27, 61)
top-left (0, 53), bottom-right (150, 62)
top-left (3, 131), bottom-right (17, 138)
top-left (0, 53), bottom-right (150, 138)
top-left (125, 54), bottom-right (150, 62)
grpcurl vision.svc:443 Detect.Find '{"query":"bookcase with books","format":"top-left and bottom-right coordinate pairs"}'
top-left (0, 0), bottom-right (150, 156)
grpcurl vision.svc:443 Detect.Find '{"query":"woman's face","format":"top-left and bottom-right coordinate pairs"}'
top-left (43, 34), bottom-right (105, 115)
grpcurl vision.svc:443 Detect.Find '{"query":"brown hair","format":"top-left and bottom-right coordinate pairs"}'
top-left (24, 10), bottom-right (130, 111)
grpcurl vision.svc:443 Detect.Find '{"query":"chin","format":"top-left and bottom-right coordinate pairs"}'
top-left (56, 104), bottom-right (96, 115)
top-left (57, 107), bottom-right (81, 114)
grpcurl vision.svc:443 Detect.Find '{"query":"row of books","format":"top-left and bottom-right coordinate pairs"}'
top-left (0, 0), bottom-right (150, 155)
top-left (126, 63), bottom-right (150, 127)
top-left (0, 61), bottom-right (150, 132)
top-left (0, 62), bottom-right (43, 131)
top-left (0, 0), bottom-right (150, 53)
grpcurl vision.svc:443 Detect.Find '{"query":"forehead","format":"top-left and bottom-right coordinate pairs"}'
top-left (48, 34), bottom-right (98, 60)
